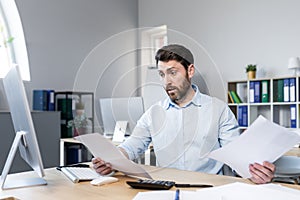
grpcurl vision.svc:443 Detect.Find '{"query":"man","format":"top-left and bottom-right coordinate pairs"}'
top-left (93, 44), bottom-right (275, 184)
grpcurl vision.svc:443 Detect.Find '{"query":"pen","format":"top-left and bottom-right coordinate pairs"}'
top-left (175, 183), bottom-right (213, 188)
top-left (174, 189), bottom-right (180, 200)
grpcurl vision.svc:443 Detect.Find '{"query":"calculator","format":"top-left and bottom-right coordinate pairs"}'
top-left (126, 179), bottom-right (175, 190)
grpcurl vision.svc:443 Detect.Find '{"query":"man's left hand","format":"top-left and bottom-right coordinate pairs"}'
top-left (249, 161), bottom-right (275, 184)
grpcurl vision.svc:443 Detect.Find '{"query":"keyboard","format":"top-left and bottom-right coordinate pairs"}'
top-left (61, 167), bottom-right (101, 183)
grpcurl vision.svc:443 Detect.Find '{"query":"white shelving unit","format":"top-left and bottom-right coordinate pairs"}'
top-left (228, 76), bottom-right (299, 130)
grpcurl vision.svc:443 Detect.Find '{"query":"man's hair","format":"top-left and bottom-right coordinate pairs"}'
top-left (155, 44), bottom-right (194, 70)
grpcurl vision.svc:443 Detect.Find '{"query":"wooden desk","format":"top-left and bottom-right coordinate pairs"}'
top-left (285, 147), bottom-right (300, 157)
top-left (1, 165), bottom-right (299, 200)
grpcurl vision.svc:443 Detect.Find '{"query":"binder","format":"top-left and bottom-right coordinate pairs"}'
top-left (230, 91), bottom-right (242, 103)
top-left (249, 81), bottom-right (255, 103)
top-left (261, 80), bottom-right (269, 103)
top-left (289, 78), bottom-right (296, 102)
top-left (283, 79), bottom-right (290, 102)
top-left (237, 105), bottom-right (248, 127)
top-left (241, 106), bottom-right (248, 127)
top-left (47, 90), bottom-right (55, 111)
top-left (290, 104), bottom-right (296, 128)
top-left (57, 98), bottom-right (73, 118)
top-left (254, 81), bottom-right (261, 103)
top-left (238, 106), bottom-right (243, 126)
top-left (33, 90), bottom-right (48, 111)
top-left (228, 91), bottom-right (234, 103)
top-left (276, 79), bottom-right (284, 102)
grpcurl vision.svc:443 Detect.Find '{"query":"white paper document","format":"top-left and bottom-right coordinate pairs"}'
top-left (75, 133), bottom-right (152, 179)
top-left (208, 115), bottom-right (300, 178)
top-left (133, 182), bottom-right (300, 200)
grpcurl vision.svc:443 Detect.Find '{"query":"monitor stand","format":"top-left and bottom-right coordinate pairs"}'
top-left (0, 131), bottom-right (47, 190)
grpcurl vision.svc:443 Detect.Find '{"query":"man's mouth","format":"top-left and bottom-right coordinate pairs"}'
top-left (166, 86), bottom-right (177, 94)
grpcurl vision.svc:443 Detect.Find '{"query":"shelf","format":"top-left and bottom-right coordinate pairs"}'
top-left (55, 91), bottom-right (94, 138)
top-left (228, 76), bottom-right (299, 129)
top-left (55, 91), bottom-right (95, 165)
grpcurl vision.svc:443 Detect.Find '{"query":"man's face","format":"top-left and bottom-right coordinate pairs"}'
top-left (157, 60), bottom-right (193, 103)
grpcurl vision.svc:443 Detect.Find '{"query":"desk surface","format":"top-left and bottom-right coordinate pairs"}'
top-left (1, 165), bottom-right (300, 200)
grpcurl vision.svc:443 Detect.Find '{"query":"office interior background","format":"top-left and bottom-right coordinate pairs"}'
top-left (1, 0), bottom-right (300, 133)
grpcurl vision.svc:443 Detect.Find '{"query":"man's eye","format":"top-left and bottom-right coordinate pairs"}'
top-left (170, 70), bottom-right (177, 75)
top-left (158, 72), bottom-right (165, 78)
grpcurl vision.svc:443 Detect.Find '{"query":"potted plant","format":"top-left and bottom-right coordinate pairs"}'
top-left (67, 102), bottom-right (92, 136)
top-left (246, 64), bottom-right (256, 79)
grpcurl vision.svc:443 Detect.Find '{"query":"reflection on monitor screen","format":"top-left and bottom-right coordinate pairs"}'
top-left (99, 97), bottom-right (144, 137)
top-left (0, 65), bottom-right (47, 190)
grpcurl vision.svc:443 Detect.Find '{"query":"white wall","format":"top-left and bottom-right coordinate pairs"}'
top-left (138, 0), bottom-right (300, 101)
top-left (0, 0), bottom-right (139, 132)
top-left (2, 0), bottom-right (300, 131)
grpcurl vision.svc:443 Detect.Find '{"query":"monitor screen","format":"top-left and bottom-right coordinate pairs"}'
top-left (99, 97), bottom-right (144, 137)
top-left (0, 65), bottom-right (46, 189)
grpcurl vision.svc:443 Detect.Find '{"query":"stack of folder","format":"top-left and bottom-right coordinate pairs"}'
top-left (228, 91), bottom-right (242, 103)
top-left (249, 80), bottom-right (270, 103)
top-left (33, 89), bottom-right (55, 111)
top-left (274, 78), bottom-right (296, 102)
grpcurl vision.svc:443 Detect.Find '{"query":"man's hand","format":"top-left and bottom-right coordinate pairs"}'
top-left (92, 157), bottom-right (113, 175)
top-left (249, 161), bottom-right (275, 184)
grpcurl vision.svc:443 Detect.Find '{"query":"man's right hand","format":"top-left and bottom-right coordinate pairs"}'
top-left (92, 157), bottom-right (113, 175)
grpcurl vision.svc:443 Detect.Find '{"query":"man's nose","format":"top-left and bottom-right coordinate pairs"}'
top-left (162, 74), bottom-right (172, 86)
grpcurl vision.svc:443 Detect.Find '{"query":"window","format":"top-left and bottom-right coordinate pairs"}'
top-left (140, 25), bottom-right (168, 68)
top-left (139, 25), bottom-right (168, 109)
top-left (0, 0), bottom-right (30, 80)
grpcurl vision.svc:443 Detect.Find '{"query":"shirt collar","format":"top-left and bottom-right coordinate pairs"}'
top-left (162, 84), bottom-right (202, 110)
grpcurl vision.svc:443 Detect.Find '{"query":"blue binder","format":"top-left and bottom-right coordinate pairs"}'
top-left (238, 106), bottom-right (243, 126)
top-left (238, 105), bottom-right (248, 127)
top-left (283, 79), bottom-right (290, 102)
top-left (47, 90), bottom-right (55, 111)
top-left (289, 78), bottom-right (296, 102)
top-left (254, 81), bottom-right (261, 103)
top-left (249, 81), bottom-right (255, 103)
top-left (33, 90), bottom-right (48, 111)
top-left (241, 106), bottom-right (248, 127)
top-left (290, 104), bottom-right (297, 128)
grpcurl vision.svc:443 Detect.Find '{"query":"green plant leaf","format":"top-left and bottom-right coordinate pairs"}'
top-left (245, 64), bottom-right (257, 72)
top-left (7, 37), bottom-right (14, 43)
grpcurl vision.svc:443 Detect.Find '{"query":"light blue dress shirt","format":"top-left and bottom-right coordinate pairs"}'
top-left (119, 85), bottom-right (240, 174)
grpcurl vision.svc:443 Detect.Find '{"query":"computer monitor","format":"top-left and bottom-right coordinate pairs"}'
top-left (0, 65), bottom-right (47, 189)
top-left (99, 97), bottom-right (144, 137)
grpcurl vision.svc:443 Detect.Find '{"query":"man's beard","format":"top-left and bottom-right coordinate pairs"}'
top-left (165, 76), bottom-right (191, 103)
top-left (166, 85), bottom-right (178, 101)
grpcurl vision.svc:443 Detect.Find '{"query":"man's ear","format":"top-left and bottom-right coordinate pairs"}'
top-left (187, 64), bottom-right (195, 79)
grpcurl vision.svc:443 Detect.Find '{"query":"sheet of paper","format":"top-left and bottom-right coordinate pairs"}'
top-left (195, 182), bottom-right (300, 200)
top-left (208, 115), bottom-right (300, 178)
top-left (133, 182), bottom-right (300, 200)
top-left (75, 133), bottom-right (152, 179)
top-left (133, 190), bottom-right (201, 200)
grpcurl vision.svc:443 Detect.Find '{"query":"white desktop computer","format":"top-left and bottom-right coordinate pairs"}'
top-left (0, 65), bottom-right (47, 189)
top-left (99, 97), bottom-right (145, 138)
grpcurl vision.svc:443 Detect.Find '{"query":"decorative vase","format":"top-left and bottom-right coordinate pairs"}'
top-left (71, 108), bottom-right (92, 137)
top-left (247, 71), bottom-right (256, 79)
